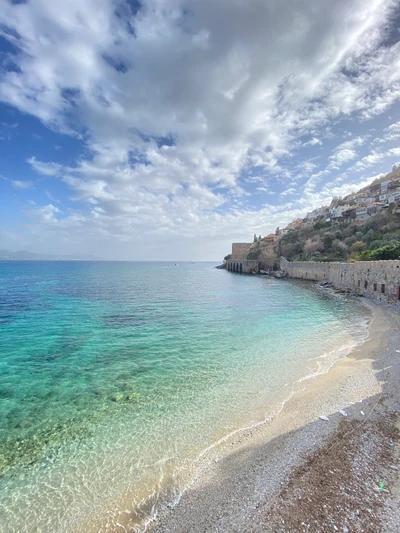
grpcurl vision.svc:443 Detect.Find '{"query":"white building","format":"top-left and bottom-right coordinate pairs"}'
top-left (381, 181), bottom-right (390, 193)
top-left (388, 192), bottom-right (400, 203)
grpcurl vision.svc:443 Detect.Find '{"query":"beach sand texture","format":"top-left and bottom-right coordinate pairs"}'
top-left (148, 302), bottom-right (400, 533)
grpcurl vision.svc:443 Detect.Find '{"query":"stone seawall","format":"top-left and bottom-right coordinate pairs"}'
top-left (227, 260), bottom-right (260, 274)
top-left (280, 258), bottom-right (400, 306)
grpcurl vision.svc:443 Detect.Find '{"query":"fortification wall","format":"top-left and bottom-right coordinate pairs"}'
top-left (227, 260), bottom-right (260, 274)
top-left (280, 257), bottom-right (400, 305)
top-left (232, 243), bottom-right (253, 261)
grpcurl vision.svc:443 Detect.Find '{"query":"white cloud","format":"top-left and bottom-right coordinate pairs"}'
top-left (328, 136), bottom-right (366, 168)
top-left (1, 0), bottom-right (400, 258)
top-left (351, 147), bottom-right (400, 170)
top-left (303, 137), bottom-right (322, 147)
top-left (27, 156), bottom-right (63, 176)
top-left (11, 179), bottom-right (33, 189)
top-left (1, 175), bottom-right (33, 189)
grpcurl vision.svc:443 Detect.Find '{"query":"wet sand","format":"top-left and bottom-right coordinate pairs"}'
top-left (146, 300), bottom-right (400, 533)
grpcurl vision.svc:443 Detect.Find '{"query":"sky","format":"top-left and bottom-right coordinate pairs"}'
top-left (1, 0), bottom-right (400, 261)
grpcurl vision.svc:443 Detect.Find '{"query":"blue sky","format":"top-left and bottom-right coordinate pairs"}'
top-left (1, 0), bottom-right (400, 260)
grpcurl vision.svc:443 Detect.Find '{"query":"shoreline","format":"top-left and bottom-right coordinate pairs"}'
top-left (146, 299), bottom-right (400, 533)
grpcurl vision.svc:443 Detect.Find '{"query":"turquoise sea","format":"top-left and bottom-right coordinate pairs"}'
top-left (0, 261), bottom-right (372, 532)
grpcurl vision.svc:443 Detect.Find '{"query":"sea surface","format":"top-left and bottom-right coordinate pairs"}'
top-left (0, 261), bottom-right (372, 532)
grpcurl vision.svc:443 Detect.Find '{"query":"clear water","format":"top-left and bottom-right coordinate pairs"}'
top-left (0, 261), bottom-right (371, 532)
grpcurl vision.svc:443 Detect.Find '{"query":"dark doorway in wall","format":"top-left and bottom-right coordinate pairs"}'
top-left (381, 284), bottom-right (385, 294)
top-left (364, 281), bottom-right (368, 289)
top-left (240, 263), bottom-right (242, 273)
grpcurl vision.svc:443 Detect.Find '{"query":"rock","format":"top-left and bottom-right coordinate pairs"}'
top-left (112, 394), bottom-right (124, 402)
top-left (126, 393), bottom-right (138, 401)
top-left (339, 410), bottom-right (348, 417)
top-left (319, 415), bottom-right (329, 421)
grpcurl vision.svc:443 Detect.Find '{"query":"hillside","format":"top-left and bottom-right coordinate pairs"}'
top-left (227, 166), bottom-right (400, 265)
top-left (276, 166), bottom-right (400, 262)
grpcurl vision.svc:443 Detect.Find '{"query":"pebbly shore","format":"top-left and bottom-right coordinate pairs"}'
top-left (146, 300), bottom-right (400, 533)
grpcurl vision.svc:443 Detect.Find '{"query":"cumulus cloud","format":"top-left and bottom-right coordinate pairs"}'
top-left (1, 0), bottom-right (400, 258)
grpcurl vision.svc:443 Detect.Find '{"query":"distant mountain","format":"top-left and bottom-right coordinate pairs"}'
top-left (0, 250), bottom-right (101, 261)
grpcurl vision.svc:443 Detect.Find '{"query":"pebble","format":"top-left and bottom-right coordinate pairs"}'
top-left (319, 415), bottom-right (329, 421)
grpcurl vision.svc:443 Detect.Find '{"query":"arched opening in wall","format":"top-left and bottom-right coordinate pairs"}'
top-left (364, 281), bottom-right (368, 289)
top-left (373, 283), bottom-right (377, 292)
top-left (398, 287), bottom-right (400, 300)
top-left (236, 263), bottom-right (239, 272)
top-left (381, 284), bottom-right (385, 294)
top-left (240, 263), bottom-right (243, 273)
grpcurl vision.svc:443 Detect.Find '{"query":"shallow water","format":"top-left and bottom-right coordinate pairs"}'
top-left (0, 261), bottom-right (372, 532)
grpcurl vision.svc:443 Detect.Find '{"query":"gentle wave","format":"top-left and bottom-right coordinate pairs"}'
top-left (0, 262), bottom-right (373, 533)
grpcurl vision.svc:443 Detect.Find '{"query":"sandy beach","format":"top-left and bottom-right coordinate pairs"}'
top-left (147, 298), bottom-right (400, 533)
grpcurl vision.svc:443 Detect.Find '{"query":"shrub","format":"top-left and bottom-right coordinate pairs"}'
top-left (357, 242), bottom-right (400, 261)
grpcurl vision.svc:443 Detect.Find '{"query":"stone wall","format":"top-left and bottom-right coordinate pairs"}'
top-left (280, 257), bottom-right (400, 306)
top-left (227, 260), bottom-right (260, 274)
top-left (231, 243), bottom-right (253, 261)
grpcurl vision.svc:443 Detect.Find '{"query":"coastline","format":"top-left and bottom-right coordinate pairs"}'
top-left (146, 299), bottom-right (400, 533)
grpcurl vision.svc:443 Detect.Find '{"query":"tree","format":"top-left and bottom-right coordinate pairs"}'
top-left (253, 233), bottom-right (257, 243)
top-left (351, 241), bottom-right (366, 254)
top-left (332, 239), bottom-right (348, 257)
top-left (322, 232), bottom-right (335, 250)
top-left (303, 239), bottom-right (324, 259)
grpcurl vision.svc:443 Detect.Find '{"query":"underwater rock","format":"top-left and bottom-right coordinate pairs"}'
top-left (126, 392), bottom-right (139, 401)
top-left (112, 394), bottom-right (124, 402)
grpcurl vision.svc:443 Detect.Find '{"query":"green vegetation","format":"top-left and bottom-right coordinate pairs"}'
top-left (356, 242), bottom-right (400, 261)
top-left (247, 240), bottom-right (262, 260)
top-left (277, 204), bottom-right (400, 262)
